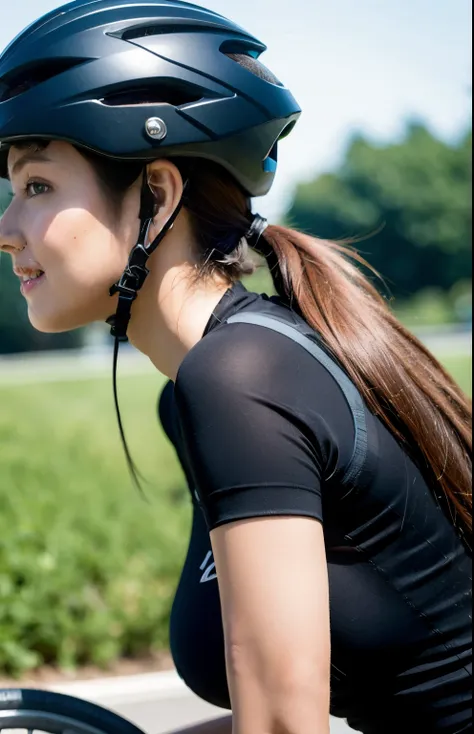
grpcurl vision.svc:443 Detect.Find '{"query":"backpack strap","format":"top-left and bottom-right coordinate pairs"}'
top-left (226, 312), bottom-right (369, 489)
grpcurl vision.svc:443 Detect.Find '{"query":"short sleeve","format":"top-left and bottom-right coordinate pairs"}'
top-left (174, 323), bottom-right (326, 530)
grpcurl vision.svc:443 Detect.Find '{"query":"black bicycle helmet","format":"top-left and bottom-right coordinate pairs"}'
top-left (0, 0), bottom-right (301, 196)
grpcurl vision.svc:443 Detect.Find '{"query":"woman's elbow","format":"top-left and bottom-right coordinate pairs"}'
top-left (228, 644), bottom-right (330, 734)
top-left (271, 671), bottom-right (330, 734)
top-left (240, 684), bottom-right (330, 734)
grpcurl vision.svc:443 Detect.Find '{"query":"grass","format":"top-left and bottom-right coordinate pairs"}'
top-left (0, 349), bottom-right (470, 676)
top-left (0, 370), bottom-right (187, 517)
top-left (440, 354), bottom-right (472, 396)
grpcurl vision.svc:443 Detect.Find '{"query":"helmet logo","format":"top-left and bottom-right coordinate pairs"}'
top-left (145, 117), bottom-right (167, 141)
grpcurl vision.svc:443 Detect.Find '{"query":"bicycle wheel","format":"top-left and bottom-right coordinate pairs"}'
top-left (0, 689), bottom-right (146, 733)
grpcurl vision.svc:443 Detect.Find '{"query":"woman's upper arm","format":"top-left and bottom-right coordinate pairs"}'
top-left (174, 326), bottom-right (327, 529)
top-left (211, 515), bottom-right (331, 731)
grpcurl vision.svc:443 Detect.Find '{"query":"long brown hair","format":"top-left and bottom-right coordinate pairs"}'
top-left (176, 159), bottom-right (473, 545)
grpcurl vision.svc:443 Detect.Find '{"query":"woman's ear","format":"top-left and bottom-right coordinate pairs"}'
top-left (146, 159), bottom-right (184, 227)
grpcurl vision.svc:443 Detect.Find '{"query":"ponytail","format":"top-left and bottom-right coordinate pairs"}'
top-left (260, 225), bottom-right (472, 544)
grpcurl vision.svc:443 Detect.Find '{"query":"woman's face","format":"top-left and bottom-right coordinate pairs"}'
top-left (0, 141), bottom-right (140, 332)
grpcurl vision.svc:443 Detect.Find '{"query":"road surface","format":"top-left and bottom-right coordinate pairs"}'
top-left (113, 693), bottom-right (354, 733)
top-left (51, 671), bottom-right (355, 733)
top-left (0, 328), bottom-right (470, 386)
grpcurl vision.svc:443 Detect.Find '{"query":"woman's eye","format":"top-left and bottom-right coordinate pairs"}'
top-left (25, 181), bottom-right (50, 198)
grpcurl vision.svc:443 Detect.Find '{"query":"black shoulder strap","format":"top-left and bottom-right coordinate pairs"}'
top-left (226, 312), bottom-right (369, 489)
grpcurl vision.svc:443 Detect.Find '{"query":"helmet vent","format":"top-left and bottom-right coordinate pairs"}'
top-left (121, 23), bottom-right (217, 41)
top-left (101, 81), bottom-right (206, 108)
top-left (0, 59), bottom-right (85, 103)
top-left (225, 53), bottom-right (283, 87)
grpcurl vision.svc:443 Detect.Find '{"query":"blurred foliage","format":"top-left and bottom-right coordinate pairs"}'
top-left (0, 179), bottom-right (10, 214)
top-left (244, 264), bottom-right (473, 329)
top-left (394, 281), bottom-right (472, 328)
top-left (286, 122), bottom-right (472, 303)
top-left (0, 372), bottom-right (190, 677)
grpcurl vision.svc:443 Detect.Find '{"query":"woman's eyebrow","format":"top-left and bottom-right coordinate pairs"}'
top-left (10, 151), bottom-right (53, 179)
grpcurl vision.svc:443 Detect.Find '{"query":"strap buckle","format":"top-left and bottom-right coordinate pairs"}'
top-left (110, 244), bottom-right (150, 298)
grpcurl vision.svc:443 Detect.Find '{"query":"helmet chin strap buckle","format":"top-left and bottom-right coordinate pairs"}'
top-left (107, 234), bottom-right (152, 341)
top-left (110, 243), bottom-right (151, 297)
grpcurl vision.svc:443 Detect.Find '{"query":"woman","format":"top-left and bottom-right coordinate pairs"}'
top-left (0, 1), bottom-right (471, 733)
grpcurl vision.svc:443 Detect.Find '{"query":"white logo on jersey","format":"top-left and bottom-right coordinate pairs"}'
top-left (199, 550), bottom-right (217, 583)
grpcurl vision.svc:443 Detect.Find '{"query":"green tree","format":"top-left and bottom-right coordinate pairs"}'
top-left (0, 181), bottom-right (86, 354)
top-left (286, 123), bottom-right (472, 301)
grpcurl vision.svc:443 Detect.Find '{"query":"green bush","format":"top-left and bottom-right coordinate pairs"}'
top-left (0, 371), bottom-right (191, 677)
top-left (394, 282), bottom-right (472, 328)
top-left (0, 352), bottom-right (471, 677)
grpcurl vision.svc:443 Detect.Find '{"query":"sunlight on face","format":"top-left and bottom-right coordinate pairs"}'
top-left (0, 141), bottom-right (141, 333)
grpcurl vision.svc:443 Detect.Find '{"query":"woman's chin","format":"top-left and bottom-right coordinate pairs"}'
top-left (28, 308), bottom-right (89, 334)
top-left (27, 293), bottom-right (113, 334)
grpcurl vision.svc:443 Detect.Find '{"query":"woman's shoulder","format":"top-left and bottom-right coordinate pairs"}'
top-left (175, 295), bottom-right (312, 394)
top-left (175, 292), bottom-right (343, 401)
top-left (175, 316), bottom-right (283, 399)
top-left (173, 297), bottom-right (355, 460)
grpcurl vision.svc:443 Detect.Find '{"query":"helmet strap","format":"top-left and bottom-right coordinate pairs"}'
top-left (106, 173), bottom-right (189, 340)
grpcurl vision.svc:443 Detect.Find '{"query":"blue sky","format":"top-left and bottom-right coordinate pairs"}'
top-left (1, 0), bottom-right (471, 220)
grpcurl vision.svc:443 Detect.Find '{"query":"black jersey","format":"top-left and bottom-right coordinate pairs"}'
top-left (160, 283), bottom-right (472, 734)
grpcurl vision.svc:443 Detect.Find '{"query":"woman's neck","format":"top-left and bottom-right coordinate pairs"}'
top-left (127, 258), bottom-right (230, 381)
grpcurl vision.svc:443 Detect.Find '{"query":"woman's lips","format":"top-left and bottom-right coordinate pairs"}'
top-left (20, 273), bottom-right (46, 296)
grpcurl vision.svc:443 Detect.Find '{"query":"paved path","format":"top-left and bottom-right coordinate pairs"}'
top-left (0, 329), bottom-right (470, 386)
top-left (51, 671), bottom-right (355, 733)
top-left (113, 693), bottom-right (354, 733)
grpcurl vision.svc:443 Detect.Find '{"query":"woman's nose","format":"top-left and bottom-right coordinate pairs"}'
top-left (0, 206), bottom-right (25, 254)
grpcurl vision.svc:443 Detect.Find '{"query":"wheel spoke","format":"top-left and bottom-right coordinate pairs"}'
top-left (0, 690), bottom-right (144, 734)
top-left (0, 714), bottom-right (106, 733)
top-left (0, 728), bottom-right (95, 732)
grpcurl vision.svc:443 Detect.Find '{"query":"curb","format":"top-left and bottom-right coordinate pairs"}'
top-left (40, 670), bottom-right (189, 707)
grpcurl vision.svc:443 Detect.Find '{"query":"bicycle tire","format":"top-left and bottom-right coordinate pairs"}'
top-left (0, 688), bottom-right (146, 733)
